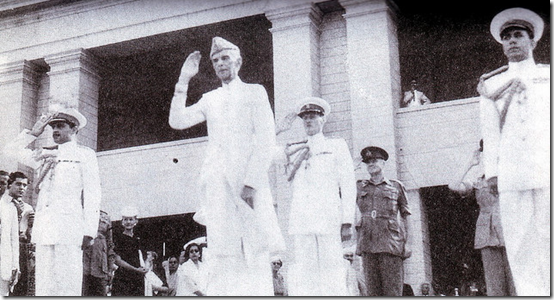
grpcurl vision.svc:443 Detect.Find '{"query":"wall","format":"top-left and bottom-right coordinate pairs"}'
top-left (97, 136), bottom-right (208, 220)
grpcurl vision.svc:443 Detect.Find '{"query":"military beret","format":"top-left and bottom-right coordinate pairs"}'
top-left (296, 96), bottom-right (331, 118)
top-left (48, 107), bottom-right (87, 130)
top-left (360, 146), bottom-right (389, 162)
top-left (490, 7), bottom-right (544, 43)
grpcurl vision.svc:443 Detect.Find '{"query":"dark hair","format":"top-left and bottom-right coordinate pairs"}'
top-left (184, 243), bottom-right (203, 262)
top-left (0, 170), bottom-right (9, 177)
top-left (147, 251), bottom-right (158, 260)
top-left (8, 171), bottom-right (28, 185)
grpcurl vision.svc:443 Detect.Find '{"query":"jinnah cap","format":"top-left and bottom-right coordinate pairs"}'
top-left (210, 37), bottom-right (240, 58)
top-left (121, 206), bottom-right (139, 217)
top-left (361, 146), bottom-right (389, 162)
top-left (490, 7), bottom-right (544, 43)
top-left (296, 96), bottom-right (331, 117)
top-left (48, 107), bottom-right (87, 130)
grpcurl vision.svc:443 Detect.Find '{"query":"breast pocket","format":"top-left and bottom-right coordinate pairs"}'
top-left (383, 188), bottom-right (399, 213)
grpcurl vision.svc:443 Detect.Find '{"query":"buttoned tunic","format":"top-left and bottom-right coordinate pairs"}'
top-left (287, 133), bottom-right (357, 235)
top-left (5, 131), bottom-right (102, 245)
top-left (170, 77), bottom-right (284, 257)
top-left (479, 60), bottom-right (550, 192)
top-left (0, 193), bottom-right (19, 289)
top-left (4, 130), bottom-right (101, 296)
top-left (356, 178), bottom-right (410, 257)
top-left (479, 59), bottom-right (550, 296)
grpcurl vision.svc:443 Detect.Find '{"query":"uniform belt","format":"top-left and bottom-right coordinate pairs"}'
top-left (362, 210), bottom-right (396, 219)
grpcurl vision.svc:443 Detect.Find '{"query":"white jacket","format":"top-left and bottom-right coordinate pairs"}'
top-left (285, 133), bottom-right (357, 235)
top-left (479, 59), bottom-right (550, 192)
top-left (3, 131), bottom-right (102, 245)
top-left (169, 77), bottom-right (285, 256)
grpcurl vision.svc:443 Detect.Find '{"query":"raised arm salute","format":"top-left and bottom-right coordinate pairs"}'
top-left (167, 37), bottom-right (284, 296)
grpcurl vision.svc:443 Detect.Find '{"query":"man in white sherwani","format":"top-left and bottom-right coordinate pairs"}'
top-left (0, 172), bottom-right (28, 295)
top-left (3, 107), bottom-right (102, 296)
top-left (277, 97), bottom-right (356, 296)
top-left (168, 37), bottom-right (285, 296)
top-left (478, 7), bottom-right (549, 296)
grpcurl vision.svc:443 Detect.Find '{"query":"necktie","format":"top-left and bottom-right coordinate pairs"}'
top-left (11, 198), bottom-right (24, 223)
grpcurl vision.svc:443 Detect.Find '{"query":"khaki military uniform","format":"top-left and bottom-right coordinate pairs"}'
top-left (356, 178), bottom-right (410, 296)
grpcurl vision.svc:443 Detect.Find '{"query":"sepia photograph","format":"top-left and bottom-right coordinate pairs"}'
top-left (0, 0), bottom-right (549, 296)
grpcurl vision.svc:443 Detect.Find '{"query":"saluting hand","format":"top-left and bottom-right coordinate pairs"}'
top-left (29, 113), bottom-right (54, 137)
top-left (276, 112), bottom-right (298, 135)
top-left (178, 51), bottom-right (201, 83)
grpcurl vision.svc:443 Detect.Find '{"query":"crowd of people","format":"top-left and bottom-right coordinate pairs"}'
top-left (0, 6), bottom-right (548, 297)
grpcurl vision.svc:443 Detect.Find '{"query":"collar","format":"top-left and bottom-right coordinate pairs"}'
top-left (222, 77), bottom-right (243, 91)
top-left (368, 176), bottom-right (392, 186)
top-left (57, 139), bottom-right (77, 151)
top-left (508, 57), bottom-right (536, 73)
top-left (307, 132), bottom-right (325, 145)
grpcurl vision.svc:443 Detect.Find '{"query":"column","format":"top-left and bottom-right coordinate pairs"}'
top-left (0, 60), bottom-right (45, 172)
top-left (339, 0), bottom-right (401, 178)
top-left (43, 48), bottom-right (101, 150)
top-left (340, 0), bottom-right (429, 287)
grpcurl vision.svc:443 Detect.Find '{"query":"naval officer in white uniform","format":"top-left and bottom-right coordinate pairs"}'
top-left (3, 107), bottom-right (102, 296)
top-left (277, 96), bottom-right (356, 296)
top-left (478, 7), bottom-right (549, 296)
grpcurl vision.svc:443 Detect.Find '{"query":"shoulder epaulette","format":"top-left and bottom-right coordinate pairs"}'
top-left (479, 65), bottom-right (509, 82)
top-left (286, 140), bottom-right (308, 147)
top-left (389, 178), bottom-right (405, 186)
top-left (357, 179), bottom-right (369, 187)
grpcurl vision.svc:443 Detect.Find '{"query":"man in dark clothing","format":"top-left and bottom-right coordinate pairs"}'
top-left (356, 146), bottom-right (411, 296)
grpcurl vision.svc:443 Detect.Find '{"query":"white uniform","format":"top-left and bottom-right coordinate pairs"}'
top-left (169, 77), bottom-right (285, 296)
top-left (283, 133), bottom-right (356, 296)
top-left (0, 193), bottom-right (19, 296)
top-left (479, 59), bottom-right (550, 296)
top-left (4, 130), bottom-right (102, 296)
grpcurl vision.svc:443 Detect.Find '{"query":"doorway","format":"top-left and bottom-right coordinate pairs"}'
top-left (421, 185), bottom-right (485, 296)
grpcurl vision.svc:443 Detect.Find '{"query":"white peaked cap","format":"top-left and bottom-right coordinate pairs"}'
top-left (490, 7), bottom-right (544, 43)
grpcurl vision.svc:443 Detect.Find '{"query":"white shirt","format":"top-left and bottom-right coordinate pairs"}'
top-left (0, 193), bottom-right (19, 281)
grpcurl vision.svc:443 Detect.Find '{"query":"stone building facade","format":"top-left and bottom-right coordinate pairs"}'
top-left (0, 0), bottom-right (548, 295)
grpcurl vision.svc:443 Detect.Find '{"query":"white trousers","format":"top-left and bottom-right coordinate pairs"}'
top-left (499, 188), bottom-right (550, 296)
top-left (0, 279), bottom-right (9, 296)
top-left (35, 244), bottom-right (83, 296)
top-left (288, 234), bottom-right (347, 296)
